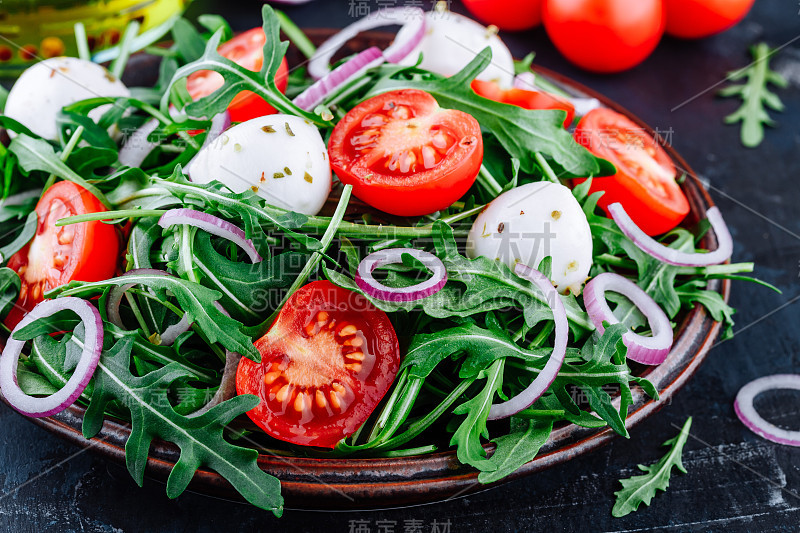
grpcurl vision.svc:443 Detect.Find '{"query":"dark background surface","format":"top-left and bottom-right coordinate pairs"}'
top-left (1, 1), bottom-right (799, 532)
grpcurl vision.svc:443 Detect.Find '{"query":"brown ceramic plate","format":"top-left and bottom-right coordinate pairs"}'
top-left (14, 30), bottom-right (728, 510)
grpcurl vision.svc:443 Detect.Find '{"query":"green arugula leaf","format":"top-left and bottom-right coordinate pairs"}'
top-left (161, 5), bottom-right (326, 126)
top-left (8, 134), bottom-right (111, 208)
top-left (450, 358), bottom-right (505, 467)
top-left (719, 43), bottom-right (788, 148)
top-left (0, 211), bottom-right (36, 264)
top-left (191, 230), bottom-right (305, 323)
top-left (327, 221), bottom-right (594, 337)
top-left (366, 48), bottom-right (609, 178)
top-left (45, 273), bottom-right (260, 361)
top-left (476, 417), bottom-right (553, 484)
top-left (0, 267), bottom-right (21, 320)
top-left (83, 335), bottom-right (283, 515)
top-left (612, 417), bottom-right (692, 517)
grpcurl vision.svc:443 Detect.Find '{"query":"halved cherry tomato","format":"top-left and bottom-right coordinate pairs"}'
top-left (573, 108), bottom-right (689, 236)
top-left (463, 0), bottom-right (544, 31)
top-left (186, 28), bottom-right (289, 123)
top-left (328, 89), bottom-right (483, 217)
top-left (543, 0), bottom-right (665, 73)
top-left (4, 182), bottom-right (119, 328)
top-left (664, 0), bottom-right (754, 39)
top-left (471, 79), bottom-right (575, 128)
top-left (236, 281), bottom-right (400, 449)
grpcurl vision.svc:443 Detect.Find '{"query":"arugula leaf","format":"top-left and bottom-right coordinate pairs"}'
top-left (0, 267), bottom-right (20, 320)
top-left (476, 417), bottom-right (553, 484)
top-left (612, 417), bottom-right (692, 517)
top-left (719, 43), bottom-right (788, 148)
top-left (161, 5), bottom-right (326, 126)
top-left (0, 211), bottom-right (36, 264)
top-left (450, 358), bottom-right (505, 467)
top-left (366, 48), bottom-right (609, 178)
top-left (46, 273), bottom-right (260, 361)
top-left (8, 134), bottom-right (111, 208)
top-left (327, 221), bottom-right (594, 337)
top-left (191, 231), bottom-right (305, 323)
top-left (83, 335), bottom-right (283, 515)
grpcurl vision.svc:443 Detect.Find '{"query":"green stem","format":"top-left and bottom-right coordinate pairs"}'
top-left (252, 185), bottom-right (353, 334)
top-left (534, 152), bottom-right (561, 184)
top-left (56, 209), bottom-right (167, 227)
top-left (124, 292), bottom-right (152, 337)
top-left (111, 21), bottom-right (141, 80)
top-left (366, 369), bottom-right (409, 442)
top-left (276, 10), bottom-right (316, 59)
top-left (514, 408), bottom-right (566, 419)
top-left (375, 377), bottom-right (475, 451)
top-left (477, 164), bottom-right (504, 196)
top-left (44, 126), bottom-right (84, 192)
top-left (180, 225), bottom-right (200, 284)
top-left (74, 23), bottom-right (91, 62)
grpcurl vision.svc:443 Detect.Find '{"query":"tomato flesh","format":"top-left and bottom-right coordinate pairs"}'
top-left (328, 89), bottom-right (483, 217)
top-left (543, 0), bottom-right (665, 73)
top-left (186, 27), bottom-right (289, 123)
top-left (573, 108), bottom-right (689, 236)
top-left (4, 182), bottom-right (119, 329)
top-left (471, 79), bottom-right (575, 128)
top-left (236, 281), bottom-right (400, 449)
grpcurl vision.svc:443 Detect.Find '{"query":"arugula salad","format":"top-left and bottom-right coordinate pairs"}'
top-left (0, 4), bottom-right (770, 516)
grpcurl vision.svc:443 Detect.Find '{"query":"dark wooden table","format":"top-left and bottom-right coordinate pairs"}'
top-left (1, 1), bottom-right (798, 531)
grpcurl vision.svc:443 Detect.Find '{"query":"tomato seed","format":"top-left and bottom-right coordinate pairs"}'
top-left (347, 351), bottom-right (365, 362)
top-left (338, 324), bottom-right (357, 337)
top-left (276, 384), bottom-right (291, 403)
top-left (315, 390), bottom-right (327, 409)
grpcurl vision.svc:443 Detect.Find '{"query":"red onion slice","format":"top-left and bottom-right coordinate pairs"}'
top-left (355, 248), bottom-right (446, 302)
top-left (188, 302), bottom-right (241, 418)
top-left (513, 72), bottom-right (536, 91)
top-left (609, 202), bottom-right (733, 267)
top-left (0, 298), bottom-right (103, 418)
top-left (106, 269), bottom-right (191, 346)
top-left (583, 272), bottom-right (673, 366)
top-left (158, 208), bottom-right (262, 264)
top-left (488, 263), bottom-right (568, 420)
top-left (735, 375), bottom-right (800, 447)
top-left (119, 118), bottom-right (159, 168)
top-left (308, 7), bottom-right (426, 80)
top-left (294, 47), bottom-right (384, 111)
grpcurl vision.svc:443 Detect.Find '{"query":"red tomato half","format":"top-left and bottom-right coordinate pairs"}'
top-left (471, 79), bottom-right (575, 128)
top-left (328, 89), bottom-right (483, 217)
top-left (4, 182), bottom-right (119, 329)
top-left (236, 281), bottom-right (400, 449)
top-left (573, 108), bottom-right (689, 236)
top-left (664, 0), bottom-right (754, 39)
top-left (186, 28), bottom-right (290, 123)
top-left (543, 0), bottom-right (665, 73)
top-left (463, 0), bottom-right (544, 31)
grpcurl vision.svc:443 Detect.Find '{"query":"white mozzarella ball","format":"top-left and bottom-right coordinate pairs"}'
top-left (188, 115), bottom-right (332, 216)
top-left (400, 11), bottom-right (515, 87)
top-left (4, 57), bottom-right (130, 140)
top-left (467, 182), bottom-right (593, 295)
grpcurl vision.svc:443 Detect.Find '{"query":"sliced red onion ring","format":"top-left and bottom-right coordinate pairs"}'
top-left (609, 202), bottom-right (733, 267)
top-left (355, 248), bottom-right (446, 302)
top-left (294, 47), bottom-right (384, 111)
top-left (735, 374), bottom-right (800, 447)
top-left (487, 263), bottom-right (567, 420)
top-left (308, 7), bottom-right (426, 80)
top-left (513, 71), bottom-right (536, 91)
top-left (583, 272), bottom-right (673, 366)
top-left (188, 302), bottom-right (240, 418)
top-left (106, 269), bottom-right (191, 346)
top-left (158, 208), bottom-right (262, 264)
top-left (118, 118), bottom-right (159, 168)
top-left (0, 298), bottom-right (102, 418)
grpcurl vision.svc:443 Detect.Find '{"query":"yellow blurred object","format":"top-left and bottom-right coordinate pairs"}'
top-left (0, 0), bottom-right (190, 76)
